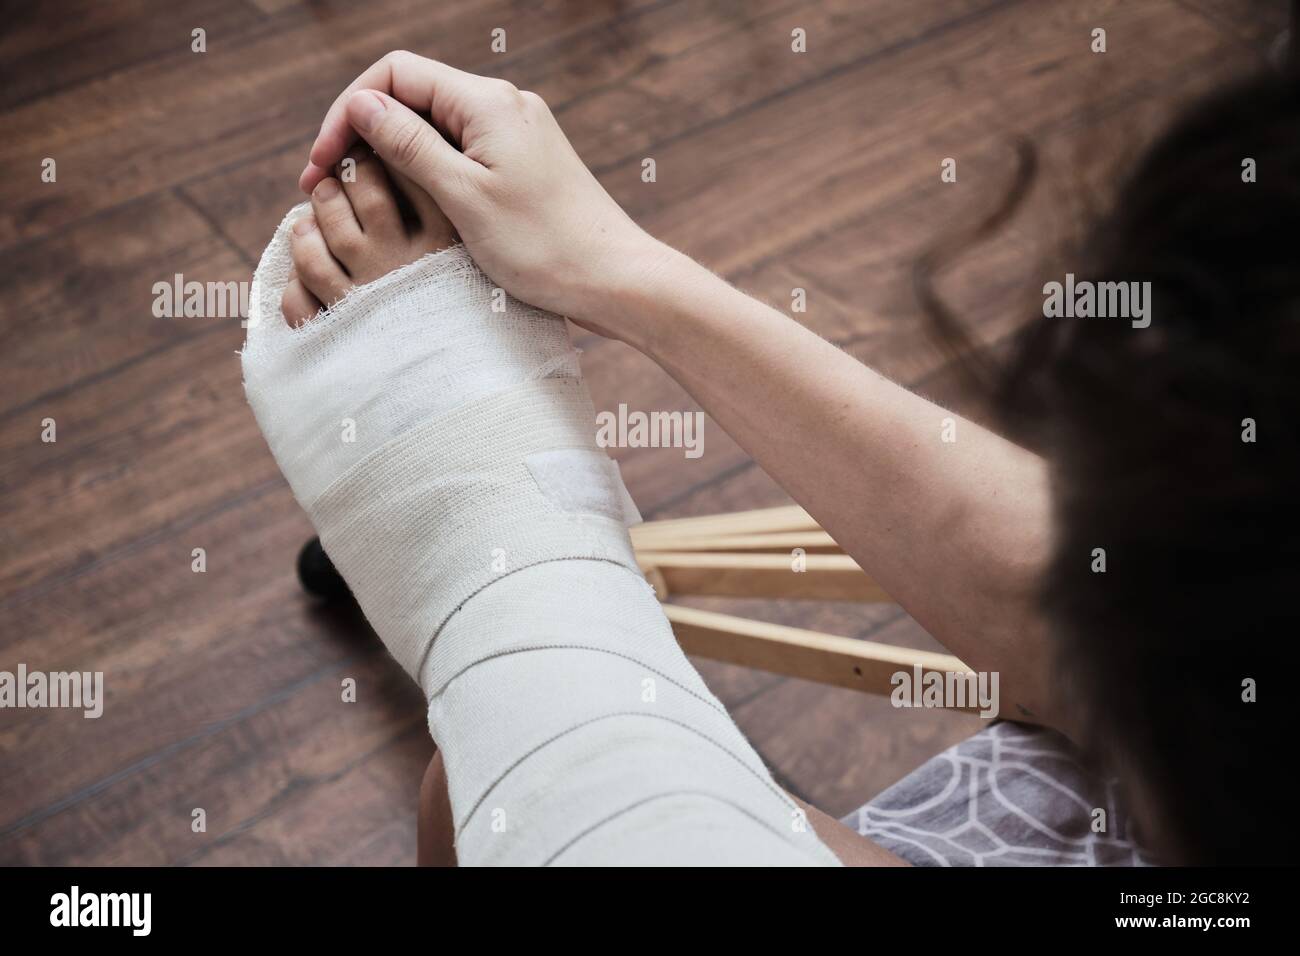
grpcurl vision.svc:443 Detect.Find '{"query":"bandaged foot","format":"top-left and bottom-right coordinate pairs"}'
top-left (241, 153), bottom-right (835, 865)
top-left (244, 148), bottom-right (641, 678)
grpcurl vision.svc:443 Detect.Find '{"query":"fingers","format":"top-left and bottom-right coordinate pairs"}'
top-left (301, 51), bottom-right (489, 193)
top-left (340, 91), bottom-right (481, 214)
top-left (303, 55), bottom-right (407, 192)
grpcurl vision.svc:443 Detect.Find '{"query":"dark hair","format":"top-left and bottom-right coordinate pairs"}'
top-left (920, 67), bottom-right (1300, 864)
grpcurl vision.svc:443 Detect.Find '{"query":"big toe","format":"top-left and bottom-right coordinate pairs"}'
top-left (281, 274), bottom-right (323, 328)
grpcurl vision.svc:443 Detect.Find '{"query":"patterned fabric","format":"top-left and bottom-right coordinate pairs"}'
top-left (843, 722), bottom-right (1153, 866)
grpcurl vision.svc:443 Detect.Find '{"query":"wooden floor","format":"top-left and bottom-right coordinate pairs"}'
top-left (0, 0), bottom-right (1280, 865)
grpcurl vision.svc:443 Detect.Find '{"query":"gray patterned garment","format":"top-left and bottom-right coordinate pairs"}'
top-left (843, 721), bottom-right (1153, 866)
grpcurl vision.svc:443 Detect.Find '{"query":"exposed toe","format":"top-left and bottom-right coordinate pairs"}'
top-left (289, 149), bottom-right (457, 301)
top-left (281, 275), bottom-right (323, 327)
top-left (387, 166), bottom-right (457, 250)
top-left (290, 215), bottom-right (352, 308)
top-left (341, 148), bottom-right (403, 240)
top-left (310, 177), bottom-right (365, 275)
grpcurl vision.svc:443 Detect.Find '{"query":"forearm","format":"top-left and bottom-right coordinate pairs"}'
top-left (613, 245), bottom-right (1060, 729)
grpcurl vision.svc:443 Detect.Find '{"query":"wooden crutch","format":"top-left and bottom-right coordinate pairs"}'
top-left (626, 505), bottom-right (973, 709)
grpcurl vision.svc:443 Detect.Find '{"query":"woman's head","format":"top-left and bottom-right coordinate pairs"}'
top-left (1024, 71), bottom-right (1298, 864)
top-left (930, 68), bottom-right (1300, 863)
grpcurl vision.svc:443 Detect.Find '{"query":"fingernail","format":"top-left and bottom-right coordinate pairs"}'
top-left (293, 216), bottom-right (317, 236)
top-left (314, 178), bottom-right (339, 200)
top-left (350, 92), bottom-right (387, 133)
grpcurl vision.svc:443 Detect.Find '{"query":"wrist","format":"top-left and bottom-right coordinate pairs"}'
top-left (593, 235), bottom-right (712, 358)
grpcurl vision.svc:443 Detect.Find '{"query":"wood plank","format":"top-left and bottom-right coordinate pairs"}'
top-left (1, 646), bottom-right (426, 865)
top-left (0, 193), bottom-right (247, 417)
top-left (0, 327), bottom-right (276, 602)
top-left (188, 729), bottom-right (433, 867)
top-left (0, 0), bottom-right (265, 109)
top-left (0, 487), bottom-right (374, 830)
top-left (0, 0), bottom-right (668, 249)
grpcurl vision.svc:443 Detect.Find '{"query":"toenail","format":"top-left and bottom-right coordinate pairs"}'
top-left (315, 179), bottom-right (340, 200)
top-left (293, 216), bottom-right (317, 236)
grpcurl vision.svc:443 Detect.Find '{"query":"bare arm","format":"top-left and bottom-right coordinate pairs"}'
top-left (614, 246), bottom-right (1059, 728)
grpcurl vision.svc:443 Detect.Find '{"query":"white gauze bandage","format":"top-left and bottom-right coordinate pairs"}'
top-left (242, 204), bottom-right (640, 680)
top-left (425, 559), bottom-right (840, 865)
top-left (241, 203), bottom-right (837, 866)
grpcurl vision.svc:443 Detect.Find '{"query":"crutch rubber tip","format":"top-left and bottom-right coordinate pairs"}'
top-left (297, 536), bottom-right (351, 601)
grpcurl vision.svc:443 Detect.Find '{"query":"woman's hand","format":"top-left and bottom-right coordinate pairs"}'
top-left (301, 51), bottom-right (670, 337)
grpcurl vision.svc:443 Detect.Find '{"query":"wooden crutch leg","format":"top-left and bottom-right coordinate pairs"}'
top-left (662, 604), bottom-right (977, 710)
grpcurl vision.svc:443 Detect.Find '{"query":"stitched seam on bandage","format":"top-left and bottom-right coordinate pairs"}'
top-left (543, 790), bottom-right (802, 866)
top-left (434, 556), bottom-right (637, 642)
top-left (453, 710), bottom-right (796, 837)
top-left (426, 643), bottom-right (727, 715)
